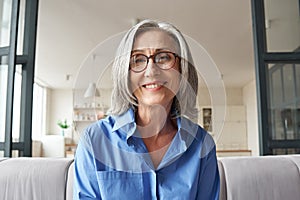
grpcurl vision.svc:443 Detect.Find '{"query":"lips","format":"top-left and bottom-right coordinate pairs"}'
top-left (144, 83), bottom-right (160, 89)
top-left (142, 82), bottom-right (166, 89)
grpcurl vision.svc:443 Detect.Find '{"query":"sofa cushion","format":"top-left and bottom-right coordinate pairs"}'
top-left (218, 155), bottom-right (300, 200)
top-left (0, 157), bottom-right (73, 200)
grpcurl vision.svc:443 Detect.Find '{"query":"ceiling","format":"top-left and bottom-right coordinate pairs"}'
top-left (35, 0), bottom-right (255, 89)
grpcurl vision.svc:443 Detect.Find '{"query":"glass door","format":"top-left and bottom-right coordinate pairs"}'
top-left (252, 0), bottom-right (300, 155)
top-left (0, 0), bottom-right (39, 157)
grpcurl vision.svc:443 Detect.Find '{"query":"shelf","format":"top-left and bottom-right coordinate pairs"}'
top-left (73, 89), bottom-right (106, 141)
top-left (65, 143), bottom-right (77, 158)
top-left (73, 120), bottom-right (96, 122)
top-left (65, 143), bottom-right (77, 147)
top-left (217, 149), bottom-right (251, 153)
top-left (73, 107), bottom-right (102, 110)
top-left (216, 149), bottom-right (252, 157)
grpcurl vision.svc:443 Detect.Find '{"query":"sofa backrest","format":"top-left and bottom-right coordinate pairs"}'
top-left (1, 155), bottom-right (300, 200)
top-left (0, 157), bottom-right (73, 200)
top-left (218, 155), bottom-right (300, 200)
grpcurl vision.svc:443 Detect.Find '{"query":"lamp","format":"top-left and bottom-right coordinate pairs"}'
top-left (84, 82), bottom-right (100, 98)
top-left (84, 54), bottom-right (101, 98)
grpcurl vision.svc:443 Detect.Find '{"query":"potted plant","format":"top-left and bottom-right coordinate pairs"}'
top-left (57, 119), bottom-right (70, 137)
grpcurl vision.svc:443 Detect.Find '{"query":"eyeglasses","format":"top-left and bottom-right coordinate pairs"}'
top-left (129, 51), bottom-right (179, 73)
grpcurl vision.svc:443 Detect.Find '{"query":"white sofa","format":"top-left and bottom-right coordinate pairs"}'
top-left (0, 155), bottom-right (300, 200)
top-left (218, 155), bottom-right (300, 200)
top-left (0, 157), bottom-right (74, 200)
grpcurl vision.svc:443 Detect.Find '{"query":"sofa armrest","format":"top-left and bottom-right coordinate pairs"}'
top-left (0, 157), bottom-right (73, 200)
top-left (218, 160), bottom-right (227, 200)
top-left (66, 161), bottom-right (74, 200)
top-left (218, 155), bottom-right (300, 200)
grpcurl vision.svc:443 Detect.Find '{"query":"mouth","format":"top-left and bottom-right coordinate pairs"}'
top-left (142, 82), bottom-right (166, 89)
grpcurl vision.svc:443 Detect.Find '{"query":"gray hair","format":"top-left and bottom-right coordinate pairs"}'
top-left (109, 19), bottom-right (198, 120)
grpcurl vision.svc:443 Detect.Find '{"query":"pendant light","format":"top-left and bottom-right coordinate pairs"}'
top-left (84, 82), bottom-right (100, 98)
top-left (84, 54), bottom-right (100, 98)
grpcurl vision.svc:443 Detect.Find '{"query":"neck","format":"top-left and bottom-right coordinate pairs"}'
top-left (135, 103), bottom-right (178, 168)
top-left (135, 102), bottom-right (175, 139)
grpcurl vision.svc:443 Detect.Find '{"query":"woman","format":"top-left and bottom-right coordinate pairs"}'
top-left (74, 19), bottom-right (219, 200)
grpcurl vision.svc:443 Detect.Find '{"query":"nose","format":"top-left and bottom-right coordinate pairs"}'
top-left (144, 59), bottom-right (160, 77)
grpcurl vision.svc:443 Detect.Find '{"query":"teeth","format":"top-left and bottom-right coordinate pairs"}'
top-left (145, 84), bottom-right (160, 89)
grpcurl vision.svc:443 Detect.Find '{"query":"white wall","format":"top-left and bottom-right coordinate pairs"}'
top-left (45, 85), bottom-right (259, 155)
top-left (45, 87), bottom-right (111, 143)
top-left (45, 88), bottom-right (52, 135)
top-left (243, 79), bottom-right (259, 156)
top-left (99, 88), bottom-right (112, 111)
top-left (226, 88), bottom-right (243, 105)
top-left (198, 87), bottom-right (243, 106)
top-left (198, 87), bottom-right (248, 151)
top-left (47, 89), bottom-right (73, 137)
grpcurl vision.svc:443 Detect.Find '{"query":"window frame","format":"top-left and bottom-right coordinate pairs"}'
top-left (251, 0), bottom-right (300, 155)
top-left (0, 0), bottom-right (39, 157)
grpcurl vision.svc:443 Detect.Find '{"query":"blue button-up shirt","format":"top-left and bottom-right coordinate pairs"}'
top-left (74, 108), bottom-right (219, 200)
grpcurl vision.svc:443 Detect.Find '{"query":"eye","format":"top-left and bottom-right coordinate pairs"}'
top-left (130, 54), bottom-right (147, 65)
top-left (155, 52), bottom-right (172, 63)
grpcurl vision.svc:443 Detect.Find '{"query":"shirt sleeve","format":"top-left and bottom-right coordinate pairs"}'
top-left (196, 134), bottom-right (220, 200)
top-left (73, 130), bottom-right (101, 200)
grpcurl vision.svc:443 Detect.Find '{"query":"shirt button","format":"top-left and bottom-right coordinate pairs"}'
top-left (127, 140), bottom-right (134, 147)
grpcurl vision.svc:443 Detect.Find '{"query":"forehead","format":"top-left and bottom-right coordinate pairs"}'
top-left (132, 29), bottom-right (179, 53)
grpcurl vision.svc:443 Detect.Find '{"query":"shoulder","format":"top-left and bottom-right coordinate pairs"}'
top-left (180, 117), bottom-right (213, 142)
top-left (82, 115), bottom-right (117, 141)
top-left (80, 109), bottom-right (134, 146)
top-left (181, 117), bottom-right (216, 158)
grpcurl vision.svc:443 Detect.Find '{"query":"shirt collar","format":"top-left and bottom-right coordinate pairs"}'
top-left (112, 108), bottom-right (199, 144)
top-left (179, 117), bottom-right (199, 139)
top-left (112, 108), bottom-right (136, 139)
top-left (177, 116), bottom-right (200, 146)
top-left (155, 117), bottom-right (199, 170)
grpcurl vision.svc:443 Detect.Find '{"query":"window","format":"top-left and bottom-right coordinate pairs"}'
top-left (31, 83), bottom-right (47, 140)
top-left (12, 66), bottom-right (22, 142)
top-left (0, 64), bottom-right (8, 143)
top-left (0, 69), bottom-right (46, 142)
top-left (269, 64), bottom-right (300, 143)
top-left (252, 0), bottom-right (300, 155)
top-left (0, 0), bottom-right (39, 157)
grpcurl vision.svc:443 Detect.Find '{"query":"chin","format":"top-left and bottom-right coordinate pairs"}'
top-left (139, 100), bottom-right (161, 106)
top-left (139, 98), bottom-right (173, 108)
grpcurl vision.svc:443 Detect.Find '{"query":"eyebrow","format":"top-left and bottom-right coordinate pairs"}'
top-left (131, 48), bottom-right (172, 54)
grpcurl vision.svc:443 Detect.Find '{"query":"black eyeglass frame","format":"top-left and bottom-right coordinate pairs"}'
top-left (129, 51), bottom-right (180, 73)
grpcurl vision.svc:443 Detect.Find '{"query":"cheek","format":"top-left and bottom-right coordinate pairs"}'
top-left (168, 68), bottom-right (181, 92)
top-left (129, 71), bottom-right (140, 94)
top-left (172, 76), bottom-right (181, 95)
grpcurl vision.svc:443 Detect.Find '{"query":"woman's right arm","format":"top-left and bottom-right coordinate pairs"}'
top-left (73, 132), bottom-right (101, 200)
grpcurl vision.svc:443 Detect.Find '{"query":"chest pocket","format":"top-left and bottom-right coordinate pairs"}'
top-left (97, 171), bottom-right (144, 200)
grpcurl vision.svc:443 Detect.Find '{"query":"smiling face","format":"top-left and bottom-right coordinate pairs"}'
top-left (130, 29), bottom-right (181, 108)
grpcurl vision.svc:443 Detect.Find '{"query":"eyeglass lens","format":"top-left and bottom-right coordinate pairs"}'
top-left (130, 52), bottom-right (176, 72)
